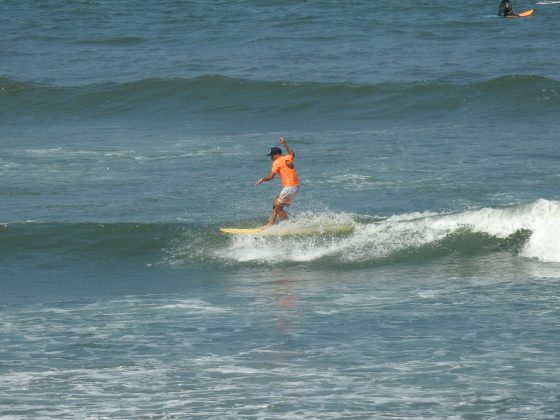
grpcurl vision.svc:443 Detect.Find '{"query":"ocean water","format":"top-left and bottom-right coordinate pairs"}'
top-left (2, 0), bottom-right (560, 418)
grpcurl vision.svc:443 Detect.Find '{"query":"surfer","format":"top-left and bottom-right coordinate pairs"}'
top-left (256, 137), bottom-right (300, 227)
top-left (498, 0), bottom-right (515, 16)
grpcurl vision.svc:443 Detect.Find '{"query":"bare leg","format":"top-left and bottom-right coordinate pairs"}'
top-left (264, 207), bottom-right (277, 227)
top-left (264, 200), bottom-right (288, 227)
top-left (275, 202), bottom-right (288, 221)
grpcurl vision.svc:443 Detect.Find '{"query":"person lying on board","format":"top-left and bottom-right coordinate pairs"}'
top-left (256, 137), bottom-right (300, 228)
top-left (498, 0), bottom-right (515, 16)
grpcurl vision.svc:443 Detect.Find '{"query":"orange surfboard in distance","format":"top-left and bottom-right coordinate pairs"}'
top-left (507, 9), bottom-right (534, 18)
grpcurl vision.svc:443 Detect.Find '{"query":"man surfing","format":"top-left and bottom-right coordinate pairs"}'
top-left (256, 137), bottom-right (299, 227)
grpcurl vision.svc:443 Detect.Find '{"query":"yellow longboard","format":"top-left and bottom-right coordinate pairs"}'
top-left (220, 228), bottom-right (265, 235)
top-left (219, 223), bottom-right (354, 236)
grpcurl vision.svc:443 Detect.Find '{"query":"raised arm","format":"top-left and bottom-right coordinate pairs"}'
top-left (279, 136), bottom-right (294, 158)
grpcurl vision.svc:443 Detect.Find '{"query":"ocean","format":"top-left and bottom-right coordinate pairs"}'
top-left (2, 0), bottom-right (560, 418)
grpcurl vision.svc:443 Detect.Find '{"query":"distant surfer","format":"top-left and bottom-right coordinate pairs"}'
top-left (256, 137), bottom-right (300, 227)
top-left (498, 0), bottom-right (515, 16)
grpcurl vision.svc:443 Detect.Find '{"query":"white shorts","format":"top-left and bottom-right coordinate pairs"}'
top-left (276, 186), bottom-right (299, 206)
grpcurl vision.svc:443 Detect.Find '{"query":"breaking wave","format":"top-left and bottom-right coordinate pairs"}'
top-left (2, 200), bottom-right (559, 266)
top-left (213, 199), bottom-right (560, 265)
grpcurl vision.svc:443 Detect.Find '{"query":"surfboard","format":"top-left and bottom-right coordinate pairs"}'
top-left (219, 223), bottom-right (354, 236)
top-left (220, 228), bottom-right (264, 235)
top-left (507, 9), bottom-right (534, 17)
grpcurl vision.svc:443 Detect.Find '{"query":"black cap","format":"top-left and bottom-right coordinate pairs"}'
top-left (267, 147), bottom-right (282, 156)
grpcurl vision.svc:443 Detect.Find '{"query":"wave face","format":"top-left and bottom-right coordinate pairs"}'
top-left (3, 199), bottom-right (559, 266)
top-left (2, 75), bottom-right (558, 129)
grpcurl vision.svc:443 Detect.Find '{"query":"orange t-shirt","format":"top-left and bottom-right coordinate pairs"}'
top-left (272, 154), bottom-right (299, 187)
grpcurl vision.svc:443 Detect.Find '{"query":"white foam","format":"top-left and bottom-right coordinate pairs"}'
top-left (217, 199), bottom-right (560, 264)
top-left (157, 299), bottom-right (229, 313)
top-left (327, 173), bottom-right (377, 189)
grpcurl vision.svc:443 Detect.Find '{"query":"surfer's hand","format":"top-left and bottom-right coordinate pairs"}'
top-left (279, 136), bottom-right (286, 144)
top-left (256, 178), bottom-right (263, 186)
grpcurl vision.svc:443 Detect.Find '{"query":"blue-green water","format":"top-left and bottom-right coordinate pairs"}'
top-left (2, 1), bottom-right (560, 418)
